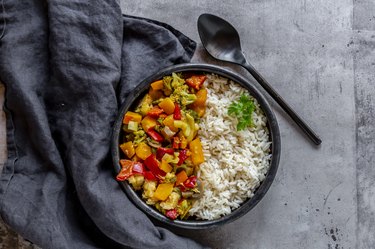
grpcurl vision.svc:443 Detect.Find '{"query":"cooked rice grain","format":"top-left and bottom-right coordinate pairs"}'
top-left (189, 74), bottom-right (272, 220)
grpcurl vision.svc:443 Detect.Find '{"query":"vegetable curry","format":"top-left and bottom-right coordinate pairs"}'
top-left (116, 72), bottom-right (207, 220)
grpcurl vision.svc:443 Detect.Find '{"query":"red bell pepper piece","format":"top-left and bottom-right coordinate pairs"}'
top-left (146, 128), bottom-right (164, 142)
top-left (147, 106), bottom-right (164, 118)
top-left (116, 160), bottom-right (147, 181)
top-left (116, 159), bottom-right (134, 181)
top-left (178, 185), bottom-right (187, 192)
top-left (156, 147), bottom-right (175, 160)
top-left (183, 176), bottom-right (197, 188)
top-left (186, 75), bottom-right (207, 90)
top-left (144, 171), bottom-right (157, 181)
top-left (177, 149), bottom-right (189, 166)
top-left (165, 209), bottom-right (178, 220)
top-left (173, 103), bottom-right (182, 120)
top-left (144, 154), bottom-right (166, 177)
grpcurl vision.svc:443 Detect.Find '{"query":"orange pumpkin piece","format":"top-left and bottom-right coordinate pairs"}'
top-left (190, 88), bottom-right (207, 117)
top-left (192, 88), bottom-right (207, 107)
top-left (158, 98), bottom-right (175, 114)
top-left (150, 79), bottom-right (164, 90)
top-left (175, 170), bottom-right (188, 186)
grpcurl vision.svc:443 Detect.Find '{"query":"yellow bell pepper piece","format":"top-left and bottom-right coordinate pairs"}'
top-left (160, 159), bottom-right (173, 173)
top-left (153, 183), bottom-right (174, 201)
top-left (141, 116), bottom-right (157, 131)
top-left (163, 115), bottom-right (178, 132)
top-left (135, 142), bottom-right (152, 160)
top-left (189, 138), bottom-right (205, 165)
top-left (119, 141), bottom-right (135, 159)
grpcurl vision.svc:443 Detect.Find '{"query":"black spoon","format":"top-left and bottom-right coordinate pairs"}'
top-left (197, 13), bottom-right (322, 145)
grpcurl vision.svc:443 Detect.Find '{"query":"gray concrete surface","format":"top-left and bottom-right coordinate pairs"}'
top-left (0, 0), bottom-right (374, 248)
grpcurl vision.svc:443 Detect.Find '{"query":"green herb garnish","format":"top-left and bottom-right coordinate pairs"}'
top-left (228, 94), bottom-right (255, 131)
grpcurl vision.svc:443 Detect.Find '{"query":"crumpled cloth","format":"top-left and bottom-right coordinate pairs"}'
top-left (0, 0), bottom-right (205, 248)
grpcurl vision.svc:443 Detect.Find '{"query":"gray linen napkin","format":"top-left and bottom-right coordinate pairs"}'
top-left (0, 0), bottom-right (205, 248)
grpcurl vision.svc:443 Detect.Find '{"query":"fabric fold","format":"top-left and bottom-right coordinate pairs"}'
top-left (0, 0), bottom-right (203, 248)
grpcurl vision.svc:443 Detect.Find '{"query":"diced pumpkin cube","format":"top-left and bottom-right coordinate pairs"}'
top-left (141, 116), bottom-right (157, 131)
top-left (160, 159), bottom-right (173, 173)
top-left (189, 88), bottom-right (207, 117)
top-left (120, 141), bottom-right (135, 159)
top-left (153, 183), bottom-right (174, 201)
top-left (158, 98), bottom-right (175, 114)
top-left (191, 88), bottom-right (207, 107)
top-left (163, 115), bottom-right (178, 132)
top-left (150, 80), bottom-right (164, 90)
top-left (175, 170), bottom-right (188, 186)
top-left (123, 111), bottom-right (142, 124)
top-left (135, 142), bottom-right (152, 160)
top-left (189, 138), bottom-right (205, 165)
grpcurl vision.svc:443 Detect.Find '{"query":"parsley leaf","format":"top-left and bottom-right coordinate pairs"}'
top-left (228, 94), bottom-right (255, 131)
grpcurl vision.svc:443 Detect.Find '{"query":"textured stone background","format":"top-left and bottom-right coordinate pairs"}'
top-left (0, 0), bottom-right (374, 248)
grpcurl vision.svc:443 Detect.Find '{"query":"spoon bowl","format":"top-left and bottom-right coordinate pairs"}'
top-left (197, 13), bottom-right (322, 145)
top-left (198, 14), bottom-right (246, 64)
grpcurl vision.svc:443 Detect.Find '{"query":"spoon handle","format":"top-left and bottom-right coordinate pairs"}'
top-left (242, 62), bottom-right (322, 145)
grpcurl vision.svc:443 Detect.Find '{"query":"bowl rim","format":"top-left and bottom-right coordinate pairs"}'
top-left (111, 63), bottom-right (281, 230)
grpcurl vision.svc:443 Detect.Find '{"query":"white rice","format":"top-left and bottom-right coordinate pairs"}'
top-left (189, 74), bottom-right (272, 220)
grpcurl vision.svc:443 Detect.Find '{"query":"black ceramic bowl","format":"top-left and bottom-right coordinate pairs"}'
top-left (111, 63), bottom-right (280, 230)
